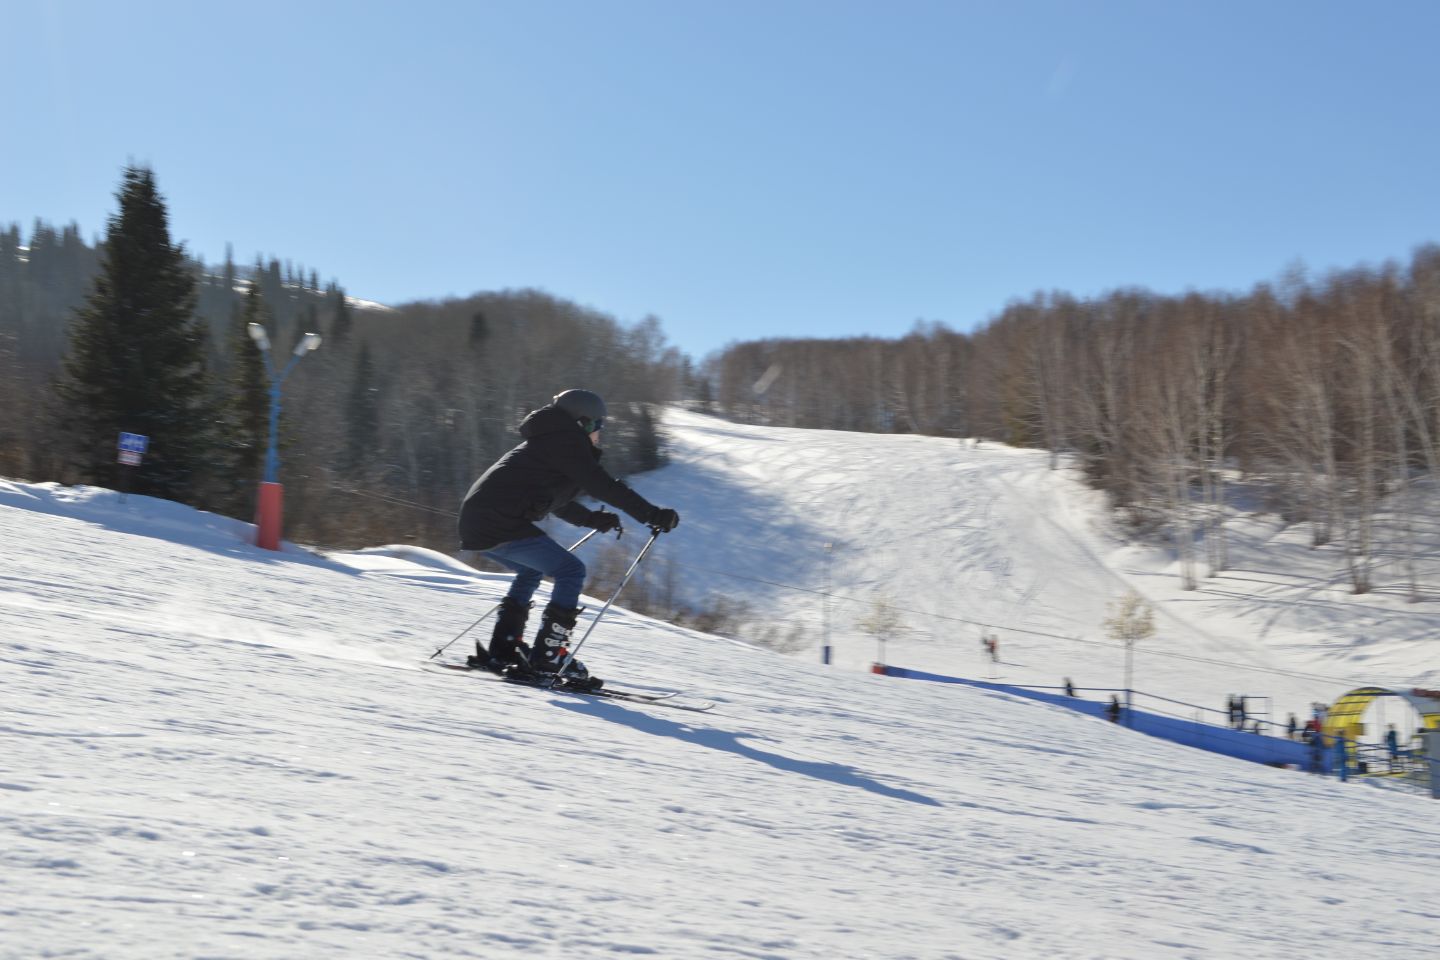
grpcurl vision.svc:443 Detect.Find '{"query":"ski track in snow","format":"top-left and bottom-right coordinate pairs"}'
top-left (3, 422), bottom-right (1440, 958)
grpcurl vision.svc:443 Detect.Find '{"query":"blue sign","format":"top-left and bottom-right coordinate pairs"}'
top-left (118, 432), bottom-right (150, 454)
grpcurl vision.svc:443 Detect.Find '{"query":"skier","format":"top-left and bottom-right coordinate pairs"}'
top-left (458, 389), bottom-right (680, 686)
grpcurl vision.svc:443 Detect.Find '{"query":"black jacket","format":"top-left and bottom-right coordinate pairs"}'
top-left (458, 405), bottom-right (662, 551)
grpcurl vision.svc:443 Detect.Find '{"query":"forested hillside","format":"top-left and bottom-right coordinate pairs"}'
top-left (707, 252), bottom-right (1440, 595)
top-left (0, 172), bottom-right (684, 551)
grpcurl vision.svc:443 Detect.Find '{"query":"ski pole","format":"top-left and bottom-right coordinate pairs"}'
top-left (548, 526), bottom-right (663, 688)
top-left (428, 528), bottom-right (601, 660)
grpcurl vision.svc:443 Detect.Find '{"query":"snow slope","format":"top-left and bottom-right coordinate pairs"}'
top-left (633, 408), bottom-right (1440, 723)
top-left (2, 477), bottom-right (1438, 959)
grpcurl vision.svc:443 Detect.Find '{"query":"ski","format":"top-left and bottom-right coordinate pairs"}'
top-left (429, 662), bottom-right (715, 712)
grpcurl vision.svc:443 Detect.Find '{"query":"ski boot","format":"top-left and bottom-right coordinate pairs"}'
top-left (467, 597), bottom-right (533, 674)
top-left (526, 603), bottom-right (603, 692)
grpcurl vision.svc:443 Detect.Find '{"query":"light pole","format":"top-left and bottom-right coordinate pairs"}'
top-left (247, 323), bottom-right (322, 550)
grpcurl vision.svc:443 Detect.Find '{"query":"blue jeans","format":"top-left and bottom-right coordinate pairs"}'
top-left (483, 535), bottom-right (586, 610)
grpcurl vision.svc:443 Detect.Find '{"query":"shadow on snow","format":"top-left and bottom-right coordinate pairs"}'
top-left (553, 696), bottom-right (941, 807)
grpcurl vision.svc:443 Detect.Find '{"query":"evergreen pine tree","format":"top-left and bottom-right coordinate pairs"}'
top-left (222, 282), bottom-right (272, 512)
top-left (0, 225), bottom-right (20, 333)
top-left (222, 244), bottom-right (237, 297)
top-left (57, 166), bottom-right (214, 501)
top-left (632, 403), bottom-right (663, 471)
top-left (329, 286), bottom-right (353, 346)
top-left (341, 341), bottom-right (380, 474)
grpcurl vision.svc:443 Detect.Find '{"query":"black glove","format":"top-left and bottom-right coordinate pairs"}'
top-left (592, 511), bottom-right (622, 534)
top-left (651, 508), bottom-right (680, 532)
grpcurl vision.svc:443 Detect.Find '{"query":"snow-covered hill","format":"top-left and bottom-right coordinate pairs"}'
top-left (634, 408), bottom-right (1440, 723)
top-left (2, 475), bottom-right (1437, 959)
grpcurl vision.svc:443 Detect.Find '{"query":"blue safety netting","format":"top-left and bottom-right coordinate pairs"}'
top-left (879, 666), bottom-right (1313, 769)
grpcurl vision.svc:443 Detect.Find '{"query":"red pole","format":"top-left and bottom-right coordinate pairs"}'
top-left (255, 481), bottom-right (284, 551)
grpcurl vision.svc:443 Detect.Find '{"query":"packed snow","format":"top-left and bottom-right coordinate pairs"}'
top-left (639, 408), bottom-right (1440, 727)
top-left (3, 409), bottom-right (1438, 959)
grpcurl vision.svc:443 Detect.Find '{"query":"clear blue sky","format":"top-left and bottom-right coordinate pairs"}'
top-left (5, 0), bottom-right (1438, 359)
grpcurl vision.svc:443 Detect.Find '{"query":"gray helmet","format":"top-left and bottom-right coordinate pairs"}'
top-left (552, 389), bottom-right (607, 428)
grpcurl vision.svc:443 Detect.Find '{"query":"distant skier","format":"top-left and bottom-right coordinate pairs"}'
top-left (980, 634), bottom-right (998, 663)
top-left (458, 389), bottom-right (680, 684)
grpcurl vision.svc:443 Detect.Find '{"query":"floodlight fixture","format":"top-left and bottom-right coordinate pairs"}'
top-left (293, 332), bottom-right (323, 356)
top-left (247, 322), bottom-right (271, 352)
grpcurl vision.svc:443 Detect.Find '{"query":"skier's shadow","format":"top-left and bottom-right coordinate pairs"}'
top-left (552, 698), bottom-right (941, 807)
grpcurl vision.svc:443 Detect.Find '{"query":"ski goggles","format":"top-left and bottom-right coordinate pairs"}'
top-left (579, 416), bottom-right (605, 433)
